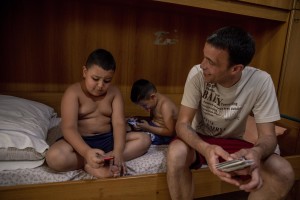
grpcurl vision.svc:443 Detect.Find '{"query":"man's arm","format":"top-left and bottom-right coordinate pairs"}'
top-left (177, 105), bottom-right (234, 169)
top-left (252, 122), bottom-right (277, 160)
top-left (176, 105), bottom-right (209, 154)
top-left (229, 122), bottom-right (278, 191)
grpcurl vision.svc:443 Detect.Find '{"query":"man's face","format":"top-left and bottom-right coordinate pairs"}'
top-left (200, 43), bottom-right (234, 87)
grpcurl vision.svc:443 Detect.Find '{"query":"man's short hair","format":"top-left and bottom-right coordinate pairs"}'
top-left (206, 26), bottom-right (255, 67)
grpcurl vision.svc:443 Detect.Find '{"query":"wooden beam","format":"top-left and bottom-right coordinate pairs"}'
top-left (153, 0), bottom-right (290, 22)
top-left (1, 155), bottom-right (299, 200)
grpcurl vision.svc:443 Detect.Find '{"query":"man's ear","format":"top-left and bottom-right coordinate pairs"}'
top-left (232, 64), bottom-right (244, 74)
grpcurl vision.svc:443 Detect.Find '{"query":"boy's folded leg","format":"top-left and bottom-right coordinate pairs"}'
top-left (84, 163), bottom-right (116, 178)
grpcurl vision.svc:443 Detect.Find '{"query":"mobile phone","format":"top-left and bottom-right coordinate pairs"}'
top-left (103, 156), bottom-right (114, 165)
top-left (216, 158), bottom-right (254, 172)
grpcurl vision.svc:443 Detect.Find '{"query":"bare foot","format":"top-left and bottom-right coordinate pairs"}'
top-left (84, 164), bottom-right (119, 178)
top-left (111, 165), bottom-right (122, 177)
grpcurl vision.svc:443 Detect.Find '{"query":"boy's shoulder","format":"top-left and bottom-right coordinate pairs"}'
top-left (160, 93), bottom-right (176, 103)
top-left (158, 94), bottom-right (178, 110)
top-left (107, 85), bottom-right (122, 95)
top-left (64, 82), bottom-right (82, 95)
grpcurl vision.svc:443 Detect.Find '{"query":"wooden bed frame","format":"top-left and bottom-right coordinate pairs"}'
top-left (0, 155), bottom-right (299, 200)
top-left (0, 92), bottom-right (300, 200)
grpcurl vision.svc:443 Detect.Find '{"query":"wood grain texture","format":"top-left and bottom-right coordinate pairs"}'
top-left (1, 155), bottom-right (299, 200)
top-left (278, 10), bottom-right (300, 120)
top-left (0, 0), bottom-right (288, 95)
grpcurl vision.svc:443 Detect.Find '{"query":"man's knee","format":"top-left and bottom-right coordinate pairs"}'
top-left (167, 139), bottom-right (193, 169)
top-left (263, 154), bottom-right (295, 194)
top-left (274, 157), bottom-right (295, 186)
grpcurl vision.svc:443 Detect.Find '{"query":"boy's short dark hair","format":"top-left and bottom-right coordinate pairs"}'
top-left (206, 26), bottom-right (255, 67)
top-left (131, 79), bottom-right (157, 103)
top-left (86, 48), bottom-right (116, 71)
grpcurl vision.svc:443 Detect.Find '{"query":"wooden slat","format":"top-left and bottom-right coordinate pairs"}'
top-left (238, 0), bottom-right (293, 10)
top-left (1, 155), bottom-right (299, 200)
top-left (278, 10), bottom-right (300, 120)
top-left (286, 155), bottom-right (300, 180)
top-left (153, 0), bottom-right (290, 22)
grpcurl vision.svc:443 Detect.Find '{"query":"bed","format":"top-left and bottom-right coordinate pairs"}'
top-left (0, 93), bottom-right (299, 200)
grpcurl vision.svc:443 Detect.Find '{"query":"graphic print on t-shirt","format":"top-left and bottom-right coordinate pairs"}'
top-left (197, 83), bottom-right (242, 136)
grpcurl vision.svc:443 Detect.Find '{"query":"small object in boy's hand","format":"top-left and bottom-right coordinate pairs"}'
top-left (103, 156), bottom-right (114, 166)
top-left (215, 157), bottom-right (254, 172)
top-left (127, 118), bottom-right (138, 126)
top-left (127, 117), bottom-right (142, 130)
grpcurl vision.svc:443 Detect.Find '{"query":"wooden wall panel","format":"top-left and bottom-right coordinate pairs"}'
top-left (278, 10), bottom-right (300, 120)
top-left (0, 0), bottom-right (288, 102)
top-left (0, 0), bottom-right (134, 90)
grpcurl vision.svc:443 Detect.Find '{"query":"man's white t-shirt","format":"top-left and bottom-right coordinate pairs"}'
top-left (182, 64), bottom-right (280, 139)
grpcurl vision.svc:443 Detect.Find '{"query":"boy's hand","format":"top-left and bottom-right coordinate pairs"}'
top-left (136, 120), bottom-right (149, 130)
top-left (112, 152), bottom-right (127, 177)
top-left (85, 148), bottom-right (106, 168)
top-left (127, 118), bottom-right (142, 131)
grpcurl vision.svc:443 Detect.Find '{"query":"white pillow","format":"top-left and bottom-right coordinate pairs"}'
top-left (0, 95), bottom-right (56, 165)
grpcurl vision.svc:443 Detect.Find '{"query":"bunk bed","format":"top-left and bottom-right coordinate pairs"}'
top-left (0, 93), bottom-right (299, 200)
top-left (1, 0), bottom-right (299, 199)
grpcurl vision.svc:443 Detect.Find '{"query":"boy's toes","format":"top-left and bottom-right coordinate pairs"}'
top-left (111, 165), bottom-right (121, 177)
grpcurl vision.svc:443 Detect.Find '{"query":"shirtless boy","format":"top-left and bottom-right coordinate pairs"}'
top-left (46, 49), bottom-right (151, 178)
top-left (130, 79), bottom-right (178, 145)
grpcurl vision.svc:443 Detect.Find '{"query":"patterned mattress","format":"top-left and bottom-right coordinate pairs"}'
top-left (0, 144), bottom-right (168, 186)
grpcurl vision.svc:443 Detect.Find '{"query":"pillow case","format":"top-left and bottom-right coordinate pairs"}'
top-left (0, 95), bottom-right (57, 169)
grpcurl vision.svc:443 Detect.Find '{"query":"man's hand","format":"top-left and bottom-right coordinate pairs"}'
top-left (229, 148), bottom-right (263, 191)
top-left (203, 144), bottom-right (255, 187)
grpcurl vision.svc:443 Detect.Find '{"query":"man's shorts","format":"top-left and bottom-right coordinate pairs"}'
top-left (188, 134), bottom-right (253, 169)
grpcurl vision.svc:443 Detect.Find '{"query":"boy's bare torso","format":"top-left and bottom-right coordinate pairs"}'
top-left (151, 94), bottom-right (178, 128)
top-left (69, 82), bottom-right (117, 136)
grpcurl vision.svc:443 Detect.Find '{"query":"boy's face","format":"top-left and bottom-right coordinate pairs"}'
top-left (137, 96), bottom-right (156, 112)
top-left (82, 64), bottom-right (114, 96)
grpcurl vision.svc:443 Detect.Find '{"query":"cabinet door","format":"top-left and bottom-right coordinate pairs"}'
top-left (279, 10), bottom-right (300, 120)
top-left (295, 0), bottom-right (300, 9)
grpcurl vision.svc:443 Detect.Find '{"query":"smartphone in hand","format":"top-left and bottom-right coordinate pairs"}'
top-left (216, 158), bottom-right (254, 172)
top-left (103, 156), bottom-right (114, 166)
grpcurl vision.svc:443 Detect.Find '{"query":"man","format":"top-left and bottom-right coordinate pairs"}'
top-left (167, 26), bottom-right (294, 200)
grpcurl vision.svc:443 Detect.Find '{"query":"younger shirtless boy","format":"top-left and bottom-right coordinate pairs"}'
top-left (46, 49), bottom-right (151, 178)
top-left (130, 79), bottom-right (178, 145)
